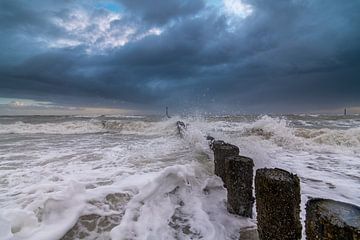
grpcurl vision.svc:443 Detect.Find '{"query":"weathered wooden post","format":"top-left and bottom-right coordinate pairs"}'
top-left (176, 121), bottom-right (186, 137)
top-left (225, 155), bottom-right (254, 218)
top-left (255, 168), bottom-right (302, 240)
top-left (211, 140), bottom-right (239, 186)
top-left (306, 198), bottom-right (360, 240)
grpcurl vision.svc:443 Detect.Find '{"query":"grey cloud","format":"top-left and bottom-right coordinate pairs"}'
top-left (0, 0), bottom-right (360, 113)
top-left (116, 0), bottom-right (205, 25)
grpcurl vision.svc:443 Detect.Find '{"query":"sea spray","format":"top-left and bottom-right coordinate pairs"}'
top-left (0, 115), bottom-right (359, 239)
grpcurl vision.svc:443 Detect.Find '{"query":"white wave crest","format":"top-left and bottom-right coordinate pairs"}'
top-left (235, 116), bottom-right (360, 148)
top-left (0, 119), bottom-right (179, 135)
top-left (295, 127), bottom-right (360, 147)
top-left (110, 164), bottom-right (254, 240)
top-left (0, 121), bottom-right (105, 134)
top-left (102, 119), bottom-right (177, 136)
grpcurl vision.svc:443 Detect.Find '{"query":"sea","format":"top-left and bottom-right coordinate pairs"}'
top-left (0, 114), bottom-right (359, 240)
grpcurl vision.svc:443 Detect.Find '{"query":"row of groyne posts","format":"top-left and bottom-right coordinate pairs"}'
top-left (176, 121), bottom-right (360, 240)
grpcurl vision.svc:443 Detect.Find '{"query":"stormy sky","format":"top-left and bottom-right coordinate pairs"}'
top-left (0, 0), bottom-right (360, 114)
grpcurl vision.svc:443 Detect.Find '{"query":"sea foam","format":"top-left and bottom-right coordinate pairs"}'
top-left (0, 115), bottom-right (359, 239)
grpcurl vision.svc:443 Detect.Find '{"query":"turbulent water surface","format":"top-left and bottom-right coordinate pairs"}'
top-left (0, 114), bottom-right (359, 240)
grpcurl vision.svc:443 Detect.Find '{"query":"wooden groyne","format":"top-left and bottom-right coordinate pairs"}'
top-left (226, 155), bottom-right (254, 218)
top-left (176, 121), bottom-right (186, 138)
top-left (255, 168), bottom-right (301, 240)
top-left (306, 198), bottom-right (360, 240)
top-left (175, 121), bottom-right (360, 240)
top-left (212, 140), bottom-right (239, 187)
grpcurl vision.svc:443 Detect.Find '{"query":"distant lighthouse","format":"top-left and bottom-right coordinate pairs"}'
top-left (166, 106), bottom-right (171, 118)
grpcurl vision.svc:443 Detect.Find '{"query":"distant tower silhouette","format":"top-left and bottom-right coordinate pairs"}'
top-left (344, 108), bottom-right (347, 116)
top-left (166, 106), bottom-right (171, 118)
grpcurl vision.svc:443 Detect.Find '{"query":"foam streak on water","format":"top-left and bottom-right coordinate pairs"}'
top-left (0, 115), bottom-right (359, 239)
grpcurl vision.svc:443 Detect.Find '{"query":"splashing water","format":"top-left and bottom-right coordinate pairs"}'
top-left (0, 114), bottom-right (359, 239)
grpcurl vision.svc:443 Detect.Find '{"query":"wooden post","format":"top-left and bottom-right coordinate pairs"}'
top-left (211, 141), bottom-right (239, 186)
top-left (176, 121), bottom-right (186, 137)
top-left (306, 198), bottom-right (360, 240)
top-left (225, 155), bottom-right (254, 218)
top-left (255, 168), bottom-right (301, 240)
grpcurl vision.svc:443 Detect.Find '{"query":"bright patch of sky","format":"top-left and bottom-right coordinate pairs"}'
top-left (223, 0), bottom-right (253, 18)
top-left (0, 98), bottom-right (52, 107)
top-left (95, 2), bottom-right (123, 13)
top-left (0, 98), bottom-right (136, 115)
top-left (207, 0), bottom-right (254, 18)
top-left (46, 0), bottom-right (252, 54)
top-left (49, 2), bottom-right (162, 54)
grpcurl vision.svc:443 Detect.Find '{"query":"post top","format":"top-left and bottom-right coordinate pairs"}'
top-left (226, 155), bottom-right (254, 165)
top-left (256, 168), bottom-right (297, 182)
top-left (221, 144), bottom-right (239, 150)
top-left (211, 140), bottom-right (239, 152)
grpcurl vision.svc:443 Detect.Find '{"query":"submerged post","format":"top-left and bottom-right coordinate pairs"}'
top-left (306, 198), bottom-right (360, 240)
top-left (255, 168), bottom-right (301, 240)
top-left (211, 141), bottom-right (239, 186)
top-left (225, 155), bottom-right (254, 218)
top-left (176, 121), bottom-right (186, 137)
top-left (166, 106), bottom-right (171, 118)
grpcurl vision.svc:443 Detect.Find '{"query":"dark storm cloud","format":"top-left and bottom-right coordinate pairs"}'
top-left (0, 1), bottom-right (41, 30)
top-left (0, 0), bottom-right (72, 35)
top-left (0, 0), bottom-right (360, 113)
top-left (0, 49), bottom-right (161, 106)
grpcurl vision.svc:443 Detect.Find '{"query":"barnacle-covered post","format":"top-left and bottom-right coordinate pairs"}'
top-left (225, 155), bottom-right (254, 218)
top-left (176, 121), bottom-right (186, 138)
top-left (306, 198), bottom-right (360, 240)
top-left (211, 141), bottom-right (239, 186)
top-left (255, 168), bottom-right (302, 240)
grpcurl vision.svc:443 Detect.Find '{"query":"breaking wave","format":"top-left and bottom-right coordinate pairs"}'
top-left (0, 119), bottom-right (178, 135)
top-left (101, 119), bottom-right (177, 136)
top-left (295, 128), bottom-right (360, 147)
top-left (0, 121), bottom-right (105, 134)
top-left (238, 116), bottom-right (360, 149)
top-left (1, 115), bottom-right (358, 149)
top-left (1, 114), bottom-right (359, 240)
top-left (194, 115), bottom-right (360, 149)
top-left (110, 164), bottom-right (253, 240)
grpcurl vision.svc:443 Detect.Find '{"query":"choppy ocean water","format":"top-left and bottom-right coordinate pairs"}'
top-left (0, 114), bottom-right (359, 240)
